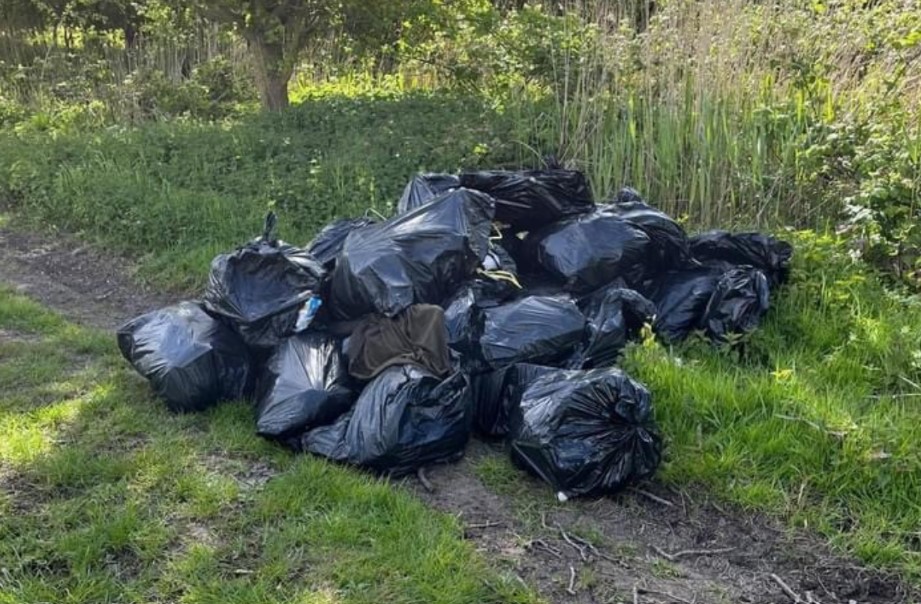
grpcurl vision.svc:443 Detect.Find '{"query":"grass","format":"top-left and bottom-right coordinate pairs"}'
top-left (550, 0), bottom-right (921, 227)
top-left (1, 86), bottom-right (921, 582)
top-left (465, 230), bottom-right (921, 582)
top-left (0, 1), bottom-right (918, 587)
top-left (623, 232), bottom-right (921, 575)
top-left (0, 89), bottom-right (527, 290)
top-left (0, 287), bottom-right (538, 604)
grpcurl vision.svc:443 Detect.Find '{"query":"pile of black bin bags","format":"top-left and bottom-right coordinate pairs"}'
top-left (117, 166), bottom-right (792, 500)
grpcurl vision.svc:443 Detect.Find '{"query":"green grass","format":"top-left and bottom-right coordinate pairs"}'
top-left (465, 230), bottom-right (921, 582)
top-left (622, 232), bottom-right (921, 576)
top-left (0, 287), bottom-right (538, 604)
top-left (1, 75), bottom-right (920, 587)
top-left (0, 90), bottom-right (527, 291)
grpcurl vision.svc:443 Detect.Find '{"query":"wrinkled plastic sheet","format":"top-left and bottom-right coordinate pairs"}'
top-left (301, 366), bottom-right (470, 476)
top-left (703, 267), bottom-right (770, 343)
top-left (459, 168), bottom-right (594, 231)
top-left (690, 230), bottom-right (793, 286)
top-left (472, 363), bottom-right (558, 438)
top-left (442, 286), bottom-right (483, 363)
top-left (479, 295), bottom-right (586, 369)
top-left (307, 217), bottom-right (376, 269)
top-left (256, 333), bottom-right (355, 439)
top-left (204, 215), bottom-right (325, 349)
top-left (601, 192), bottom-right (690, 271)
top-left (397, 173), bottom-right (461, 214)
top-left (522, 211), bottom-right (651, 293)
top-left (117, 301), bottom-right (251, 413)
top-left (508, 365), bottom-right (662, 498)
top-left (646, 266), bottom-right (770, 343)
top-left (329, 188), bottom-right (495, 319)
top-left (573, 286), bottom-right (656, 368)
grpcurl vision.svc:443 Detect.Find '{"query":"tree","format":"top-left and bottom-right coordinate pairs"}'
top-left (0, 0), bottom-right (47, 35)
top-left (189, 1), bottom-right (333, 111)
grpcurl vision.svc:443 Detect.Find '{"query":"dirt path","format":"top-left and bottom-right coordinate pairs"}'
top-left (0, 223), bottom-right (913, 604)
top-left (0, 226), bottom-right (175, 330)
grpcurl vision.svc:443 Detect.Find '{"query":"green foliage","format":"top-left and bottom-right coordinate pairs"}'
top-left (117, 57), bottom-right (256, 120)
top-left (620, 230), bottom-right (921, 577)
top-left (834, 116), bottom-right (921, 287)
top-left (0, 287), bottom-right (539, 603)
top-left (396, 2), bottom-right (597, 91)
top-left (0, 88), bottom-right (522, 288)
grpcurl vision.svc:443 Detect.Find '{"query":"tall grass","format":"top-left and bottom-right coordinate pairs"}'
top-left (534, 0), bottom-right (921, 228)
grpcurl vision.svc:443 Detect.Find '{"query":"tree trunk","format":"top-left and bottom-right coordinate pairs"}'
top-left (124, 23), bottom-right (137, 51)
top-left (248, 36), bottom-right (291, 111)
top-left (262, 76), bottom-right (289, 111)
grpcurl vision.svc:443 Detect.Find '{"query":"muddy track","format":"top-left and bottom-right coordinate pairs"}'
top-left (0, 223), bottom-right (913, 604)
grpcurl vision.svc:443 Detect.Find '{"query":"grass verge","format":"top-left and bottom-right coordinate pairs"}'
top-left (471, 231), bottom-right (921, 582)
top-left (0, 90), bottom-right (525, 291)
top-left (0, 287), bottom-right (537, 604)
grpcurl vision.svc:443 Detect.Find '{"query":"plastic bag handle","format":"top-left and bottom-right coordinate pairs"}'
top-left (543, 154), bottom-right (562, 170)
top-left (262, 211), bottom-right (278, 244)
top-left (364, 207), bottom-right (388, 221)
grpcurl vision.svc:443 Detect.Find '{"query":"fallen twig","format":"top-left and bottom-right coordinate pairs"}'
top-left (562, 530), bottom-right (622, 565)
top-left (770, 572), bottom-right (804, 603)
top-left (633, 583), bottom-right (639, 604)
top-left (774, 414), bottom-right (841, 437)
top-left (527, 538), bottom-right (563, 558)
top-left (638, 587), bottom-right (693, 604)
top-left (630, 486), bottom-right (676, 508)
top-left (465, 520), bottom-right (502, 530)
top-left (566, 565), bottom-right (577, 596)
top-left (416, 467), bottom-right (435, 493)
top-left (557, 525), bottom-right (588, 561)
top-left (804, 591), bottom-right (824, 604)
top-left (652, 545), bottom-right (735, 561)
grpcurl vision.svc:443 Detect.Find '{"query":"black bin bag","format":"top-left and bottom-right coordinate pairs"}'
top-left (301, 410), bottom-right (351, 461)
top-left (703, 267), bottom-right (770, 343)
top-left (647, 266), bottom-right (771, 344)
top-left (689, 231), bottom-right (793, 286)
top-left (508, 366), bottom-right (662, 498)
top-left (470, 368), bottom-right (510, 437)
top-left (459, 168), bottom-right (594, 231)
top-left (479, 295), bottom-right (586, 369)
top-left (397, 173), bottom-right (461, 214)
top-left (601, 190), bottom-right (690, 270)
top-left (646, 268), bottom-right (720, 344)
top-left (572, 286), bottom-right (656, 368)
top-left (441, 247), bottom-right (522, 369)
top-left (522, 211), bottom-right (651, 294)
top-left (255, 333), bottom-right (355, 440)
top-left (204, 213), bottom-right (325, 349)
top-left (307, 217), bottom-right (375, 269)
top-left (117, 301), bottom-right (251, 413)
top-left (472, 363), bottom-right (557, 438)
top-left (329, 188), bottom-right (495, 320)
top-left (442, 286), bottom-right (484, 364)
top-left (300, 366), bottom-right (471, 476)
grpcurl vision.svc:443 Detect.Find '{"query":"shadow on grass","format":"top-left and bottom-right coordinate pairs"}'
top-left (0, 288), bottom-right (537, 604)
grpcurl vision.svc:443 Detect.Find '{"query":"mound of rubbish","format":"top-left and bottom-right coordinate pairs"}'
top-left (118, 165), bottom-right (792, 499)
